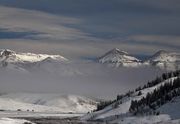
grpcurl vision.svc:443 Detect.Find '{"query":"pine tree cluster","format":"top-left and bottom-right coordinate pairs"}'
top-left (129, 76), bottom-right (180, 115)
top-left (96, 100), bottom-right (115, 111)
top-left (95, 70), bottom-right (180, 112)
top-left (136, 70), bottom-right (180, 92)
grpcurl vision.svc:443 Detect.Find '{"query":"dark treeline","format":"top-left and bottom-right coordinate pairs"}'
top-left (96, 100), bottom-right (115, 111)
top-left (134, 70), bottom-right (180, 92)
top-left (129, 76), bottom-right (180, 115)
top-left (95, 70), bottom-right (180, 112)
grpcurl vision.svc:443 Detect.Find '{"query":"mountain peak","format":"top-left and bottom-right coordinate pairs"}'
top-left (154, 50), bottom-right (169, 56)
top-left (98, 48), bottom-right (140, 67)
top-left (0, 49), bottom-right (15, 57)
top-left (108, 48), bottom-right (128, 55)
top-left (150, 50), bottom-right (179, 59)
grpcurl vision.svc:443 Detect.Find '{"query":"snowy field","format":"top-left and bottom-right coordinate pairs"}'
top-left (0, 111), bottom-right (83, 118)
top-left (0, 111), bottom-right (83, 124)
top-left (0, 113), bottom-right (180, 124)
top-left (111, 114), bottom-right (180, 124)
top-left (0, 118), bottom-right (34, 124)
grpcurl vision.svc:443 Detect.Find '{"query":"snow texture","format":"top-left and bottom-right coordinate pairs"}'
top-left (0, 118), bottom-right (33, 124)
top-left (0, 93), bottom-right (97, 113)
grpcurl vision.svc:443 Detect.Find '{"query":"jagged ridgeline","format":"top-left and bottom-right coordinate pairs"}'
top-left (96, 70), bottom-right (180, 112)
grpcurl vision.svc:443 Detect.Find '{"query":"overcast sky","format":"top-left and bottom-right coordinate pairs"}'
top-left (0, 0), bottom-right (180, 59)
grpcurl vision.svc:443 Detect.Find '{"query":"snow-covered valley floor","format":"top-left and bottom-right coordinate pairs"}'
top-left (0, 111), bottom-right (106, 124)
top-left (0, 110), bottom-right (180, 124)
top-left (0, 118), bottom-right (33, 124)
top-left (0, 111), bottom-right (83, 124)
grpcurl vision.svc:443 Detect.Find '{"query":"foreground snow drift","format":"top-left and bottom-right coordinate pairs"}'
top-left (112, 114), bottom-right (171, 124)
top-left (0, 118), bottom-right (33, 124)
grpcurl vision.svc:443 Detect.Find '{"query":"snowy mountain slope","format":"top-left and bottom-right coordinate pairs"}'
top-left (0, 93), bottom-right (97, 113)
top-left (82, 77), bottom-right (177, 120)
top-left (98, 48), bottom-right (141, 67)
top-left (144, 50), bottom-right (180, 70)
top-left (158, 119), bottom-right (180, 124)
top-left (111, 114), bottom-right (171, 124)
top-left (158, 96), bottom-right (180, 120)
top-left (82, 71), bottom-right (180, 123)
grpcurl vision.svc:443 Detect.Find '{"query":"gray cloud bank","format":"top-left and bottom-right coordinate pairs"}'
top-left (0, 61), bottom-right (164, 100)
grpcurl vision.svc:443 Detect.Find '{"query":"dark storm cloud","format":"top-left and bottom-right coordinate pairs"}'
top-left (0, 28), bottom-right (44, 40)
top-left (7, 0), bottom-right (180, 37)
top-left (1, 0), bottom-right (180, 15)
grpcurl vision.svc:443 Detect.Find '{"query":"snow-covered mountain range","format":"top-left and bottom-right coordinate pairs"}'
top-left (0, 49), bottom-right (180, 71)
top-left (98, 48), bottom-right (180, 70)
top-left (82, 70), bottom-right (180, 123)
top-left (0, 49), bottom-right (67, 63)
top-left (0, 49), bottom-right (75, 75)
top-left (0, 93), bottom-right (97, 113)
top-left (0, 49), bottom-right (67, 69)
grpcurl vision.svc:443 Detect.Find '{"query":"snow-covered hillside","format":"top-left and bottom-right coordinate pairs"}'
top-left (82, 77), bottom-right (177, 120)
top-left (158, 96), bottom-right (180, 120)
top-left (98, 48), bottom-right (141, 67)
top-left (0, 93), bottom-right (97, 113)
top-left (82, 71), bottom-right (180, 123)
